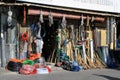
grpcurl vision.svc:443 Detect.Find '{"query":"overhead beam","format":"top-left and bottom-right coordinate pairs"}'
top-left (28, 9), bottom-right (105, 22)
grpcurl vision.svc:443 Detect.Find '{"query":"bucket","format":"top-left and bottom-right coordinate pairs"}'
top-left (73, 66), bottom-right (80, 72)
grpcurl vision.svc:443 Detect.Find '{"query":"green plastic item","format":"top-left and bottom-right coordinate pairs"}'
top-left (77, 45), bottom-right (82, 49)
top-left (56, 36), bottom-right (60, 42)
top-left (22, 60), bottom-right (35, 66)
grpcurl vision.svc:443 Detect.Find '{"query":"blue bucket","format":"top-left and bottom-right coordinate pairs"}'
top-left (73, 66), bottom-right (80, 72)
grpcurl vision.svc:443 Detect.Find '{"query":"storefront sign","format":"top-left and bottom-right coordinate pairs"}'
top-left (17, 0), bottom-right (120, 13)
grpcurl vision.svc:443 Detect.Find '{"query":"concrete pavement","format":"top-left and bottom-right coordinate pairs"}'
top-left (0, 64), bottom-right (64, 75)
top-left (0, 67), bottom-right (13, 75)
top-left (0, 67), bottom-right (120, 80)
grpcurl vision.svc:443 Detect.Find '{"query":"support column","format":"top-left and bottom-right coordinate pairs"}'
top-left (0, 14), bottom-right (6, 67)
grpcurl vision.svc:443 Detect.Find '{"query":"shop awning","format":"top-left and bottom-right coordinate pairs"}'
top-left (0, 2), bottom-right (120, 17)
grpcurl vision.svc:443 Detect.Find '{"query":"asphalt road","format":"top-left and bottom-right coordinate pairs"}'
top-left (0, 68), bottom-right (120, 80)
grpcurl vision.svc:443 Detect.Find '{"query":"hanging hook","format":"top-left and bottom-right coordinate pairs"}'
top-left (91, 16), bottom-right (95, 22)
top-left (7, 6), bottom-right (12, 27)
top-left (61, 15), bottom-right (67, 28)
top-left (81, 14), bottom-right (84, 26)
top-left (9, 6), bottom-right (11, 11)
top-left (86, 15), bottom-right (90, 27)
top-left (48, 10), bottom-right (54, 27)
top-left (39, 9), bottom-right (44, 23)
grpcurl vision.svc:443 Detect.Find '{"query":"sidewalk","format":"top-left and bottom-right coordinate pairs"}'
top-left (0, 67), bottom-right (16, 75)
top-left (0, 65), bottom-right (65, 76)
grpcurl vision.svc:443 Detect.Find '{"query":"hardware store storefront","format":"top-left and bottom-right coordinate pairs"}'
top-left (0, 0), bottom-right (120, 69)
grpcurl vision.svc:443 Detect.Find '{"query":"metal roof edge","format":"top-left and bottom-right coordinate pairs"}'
top-left (0, 2), bottom-right (120, 17)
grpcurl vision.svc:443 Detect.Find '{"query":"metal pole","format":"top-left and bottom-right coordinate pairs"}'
top-left (106, 17), bottom-right (110, 44)
top-left (110, 17), bottom-right (114, 43)
top-left (0, 18), bottom-right (1, 66)
top-left (0, 22), bottom-right (6, 67)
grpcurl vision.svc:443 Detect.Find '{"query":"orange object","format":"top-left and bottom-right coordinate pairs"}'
top-left (29, 54), bottom-right (38, 60)
top-left (21, 32), bottom-right (29, 42)
top-left (10, 58), bottom-right (22, 62)
top-left (37, 53), bottom-right (41, 58)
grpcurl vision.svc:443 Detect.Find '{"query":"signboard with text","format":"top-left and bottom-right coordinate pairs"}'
top-left (17, 0), bottom-right (120, 13)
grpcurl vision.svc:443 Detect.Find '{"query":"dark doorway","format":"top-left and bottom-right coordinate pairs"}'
top-left (42, 20), bottom-right (59, 62)
top-left (115, 20), bottom-right (120, 64)
top-left (117, 21), bottom-right (120, 38)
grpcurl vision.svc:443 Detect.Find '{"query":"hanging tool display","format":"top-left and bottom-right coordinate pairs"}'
top-left (20, 31), bottom-right (29, 59)
top-left (90, 39), bottom-right (94, 63)
top-left (7, 6), bottom-right (12, 27)
top-left (91, 16), bottom-right (106, 68)
top-left (70, 25), bottom-right (77, 61)
top-left (80, 15), bottom-right (87, 63)
top-left (80, 14), bottom-right (84, 40)
top-left (16, 6), bottom-right (108, 70)
top-left (19, 30), bottom-right (29, 60)
top-left (91, 16), bottom-right (97, 51)
top-left (61, 16), bottom-right (67, 28)
top-left (39, 10), bottom-right (44, 23)
top-left (48, 11), bottom-right (54, 27)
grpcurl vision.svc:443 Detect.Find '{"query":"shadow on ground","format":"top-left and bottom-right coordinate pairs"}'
top-left (93, 74), bottom-right (120, 80)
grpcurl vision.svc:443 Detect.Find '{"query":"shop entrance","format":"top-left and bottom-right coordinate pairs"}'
top-left (116, 21), bottom-right (120, 48)
top-left (117, 21), bottom-right (120, 39)
top-left (42, 20), bottom-right (59, 62)
top-left (115, 21), bottom-right (120, 63)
